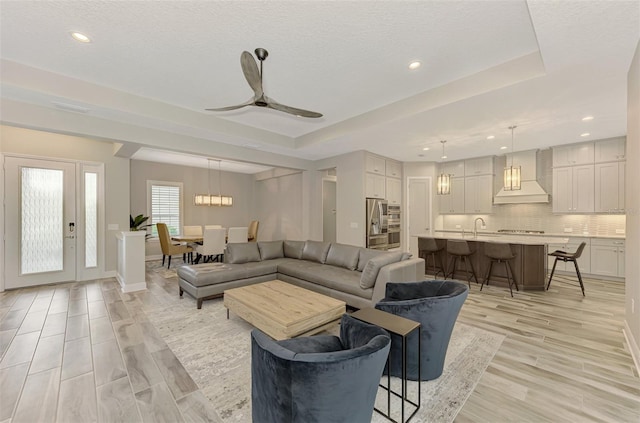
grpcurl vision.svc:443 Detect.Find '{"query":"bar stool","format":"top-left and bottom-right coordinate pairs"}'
top-left (481, 242), bottom-right (519, 297)
top-left (418, 237), bottom-right (445, 278)
top-left (445, 240), bottom-right (478, 287)
top-left (547, 242), bottom-right (587, 296)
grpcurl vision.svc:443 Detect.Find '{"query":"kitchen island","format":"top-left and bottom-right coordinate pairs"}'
top-left (419, 233), bottom-right (569, 291)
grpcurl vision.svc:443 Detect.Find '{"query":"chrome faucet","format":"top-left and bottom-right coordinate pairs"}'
top-left (474, 217), bottom-right (486, 238)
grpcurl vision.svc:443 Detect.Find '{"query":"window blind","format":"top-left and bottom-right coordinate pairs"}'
top-left (150, 184), bottom-right (181, 236)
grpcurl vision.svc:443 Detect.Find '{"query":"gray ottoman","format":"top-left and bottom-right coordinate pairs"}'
top-left (177, 261), bottom-right (279, 308)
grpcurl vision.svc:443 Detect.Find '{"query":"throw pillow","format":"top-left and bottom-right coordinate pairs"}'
top-left (359, 251), bottom-right (404, 289)
top-left (283, 240), bottom-right (305, 259)
top-left (258, 240), bottom-right (284, 260)
top-left (357, 248), bottom-right (385, 272)
top-left (325, 243), bottom-right (360, 270)
top-left (301, 240), bottom-right (331, 264)
top-left (226, 242), bottom-right (261, 264)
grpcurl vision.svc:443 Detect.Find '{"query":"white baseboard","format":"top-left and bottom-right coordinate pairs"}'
top-left (146, 255), bottom-right (163, 261)
top-left (623, 321), bottom-right (640, 376)
top-left (116, 273), bottom-right (147, 293)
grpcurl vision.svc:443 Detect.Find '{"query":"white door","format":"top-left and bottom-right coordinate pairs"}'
top-left (4, 157), bottom-right (77, 288)
top-left (322, 178), bottom-right (337, 243)
top-left (407, 177), bottom-right (431, 257)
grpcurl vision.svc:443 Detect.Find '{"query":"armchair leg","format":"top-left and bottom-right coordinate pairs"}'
top-left (167, 256), bottom-right (172, 269)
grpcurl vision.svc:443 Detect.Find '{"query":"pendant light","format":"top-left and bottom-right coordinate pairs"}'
top-left (503, 125), bottom-right (521, 191)
top-left (437, 140), bottom-right (451, 195)
top-left (194, 159), bottom-right (233, 206)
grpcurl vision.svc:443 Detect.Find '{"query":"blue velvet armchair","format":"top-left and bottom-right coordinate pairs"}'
top-left (251, 314), bottom-right (391, 423)
top-left (375, 280), bottom-right (468, 381)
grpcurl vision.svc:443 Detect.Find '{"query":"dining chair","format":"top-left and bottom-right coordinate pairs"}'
top-left (227, 227), bottom-right (249, 243)
top-left (248, 220), bottom-right (259, 242)
top-left (183, 225), bottom-right (203, 236)
top-left (195, 228), bottom-right (226, 263)
top-left (157, 223), bottom-right (193, 269)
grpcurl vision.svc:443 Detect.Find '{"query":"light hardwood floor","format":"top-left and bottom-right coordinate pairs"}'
top-left (1, 268), bottom-right (638, 422)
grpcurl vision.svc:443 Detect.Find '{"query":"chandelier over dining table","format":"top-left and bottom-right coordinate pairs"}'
top-left (194, 159), bottom-right (233, 206)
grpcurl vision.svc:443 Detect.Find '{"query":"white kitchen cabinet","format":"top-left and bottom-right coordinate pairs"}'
top-left (464, 157), bottom-right (493, 176)
top-left (552, 165), bottom-right (594, 213)
top-left (595, 162), bottom-right (625, 213)
top-left (439, 178), bottom-right (465, 214)
top-left (464, 175), bottom-right (493, 213)
top-left (552, 142), bottom-right (594, 167)
top-left (386, 177), bottom-right (401, 205)
top-left (365, 173), bottom-right (386, 199)
top-left (385, 160), bottom-right (402, 179)
top-left (590, 238), bottom-right (625, 277)
top-left (440, 160), bottom-right (465, 178)
top-left (547, 238), bottom-right (591, 274)
top-left (366, 154), bottom-right (386, 175)
top-left (594, 137), bottom-right (626, 163)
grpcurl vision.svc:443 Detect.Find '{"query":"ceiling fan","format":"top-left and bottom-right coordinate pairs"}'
top-left (206, 48), bottom-right (323, 118)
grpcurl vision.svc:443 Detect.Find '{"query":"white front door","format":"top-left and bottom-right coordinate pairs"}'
top-left (4, 157), bottom-right (77, 288)
top-left (407, 177), bottom-right (432, 257)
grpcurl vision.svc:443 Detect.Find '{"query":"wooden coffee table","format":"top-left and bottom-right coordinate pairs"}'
top-left (223, 280), bottom-right (346, 340)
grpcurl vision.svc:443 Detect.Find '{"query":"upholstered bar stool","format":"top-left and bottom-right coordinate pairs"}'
top-left (418, 237), bottom-right (445, 278)
top-left (481, 242), bottom-right (519, 297)
top-left (445, 240), bottom-right (478, 287)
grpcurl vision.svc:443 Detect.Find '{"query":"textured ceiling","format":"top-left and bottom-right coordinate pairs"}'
top-left (0, 1), bottom-right (638, 169)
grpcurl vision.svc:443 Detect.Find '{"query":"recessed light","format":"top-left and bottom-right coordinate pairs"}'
top-left (422, 147), bottom-right (430, 151)
top-left (486, 135), bottom-right (495, 140)
top-left (441, 154), bottom-right (447, 159)
top-left (581, 116), bottom-right (594, 121)
top-left (70, 32), bottom-right (91, 43)
top-left (500, 146), bottom-right (508, 150)
top-left (580, 132), bottom-right (590, 137)
top-left (408, 61), bottom-right (421, 70)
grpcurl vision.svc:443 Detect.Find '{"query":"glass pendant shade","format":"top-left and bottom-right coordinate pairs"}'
top-left (437, 173), bottom-right (451, 195)
top-left (503, 166), bottom-right (521, 191)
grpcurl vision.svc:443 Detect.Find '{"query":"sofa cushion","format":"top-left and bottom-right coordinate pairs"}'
top-left (401, 252), bottom-right (413, 261)
top-left (277, 260), bottom-right (372, 299)
top-left (258, 240), bottom-right (284, 260)
top-left (284, 240), bottom-right (305, 259)
top-left (225, 242), bottom-right (261, 264)
top-left (357, 248), bottom-right (385, 272)
top-left (325, 243), bottom-right (360, 270)
top-left (178, 260), bottom-right (283, 287)
top-left (301, 241), bottom-right (331, 264)
top-left (360, 252), bottom-right (404, 289)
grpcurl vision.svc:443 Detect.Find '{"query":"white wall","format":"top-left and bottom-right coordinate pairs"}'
top-left (254, 172), bottom-right (304, 241)
top-left (625, 39), bottom-right (640, 369)
top-left (0, 125), bottom-right (130, 273)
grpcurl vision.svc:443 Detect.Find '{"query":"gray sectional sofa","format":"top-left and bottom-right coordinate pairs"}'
top-left (177, 240), bottom-right (424, 309)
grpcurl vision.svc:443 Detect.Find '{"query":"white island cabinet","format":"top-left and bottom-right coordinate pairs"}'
top-left (116, 231), bottom-right (147, 293)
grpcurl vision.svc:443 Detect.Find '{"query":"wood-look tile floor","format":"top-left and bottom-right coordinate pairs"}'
top-left (0, 270), bottom-right (638, 422)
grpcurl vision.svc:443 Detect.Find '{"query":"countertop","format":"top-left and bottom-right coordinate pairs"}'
top-left (433, 230), bottom-right (625, 241)
top-left (424, 232), bottom-right (567, 245)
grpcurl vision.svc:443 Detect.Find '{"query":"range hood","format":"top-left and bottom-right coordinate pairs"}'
top-left (494, 150), bottom-right (549, 204)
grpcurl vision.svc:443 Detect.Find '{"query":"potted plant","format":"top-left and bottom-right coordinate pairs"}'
top-left (130, 214), bottom-right (150, 238)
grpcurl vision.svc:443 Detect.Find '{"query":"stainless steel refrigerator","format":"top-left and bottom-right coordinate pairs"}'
top-left (366, 198), bottom-right (388, 250)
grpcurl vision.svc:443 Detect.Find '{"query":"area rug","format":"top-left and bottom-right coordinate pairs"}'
top-left (143, 291), bottom-right (505, 423)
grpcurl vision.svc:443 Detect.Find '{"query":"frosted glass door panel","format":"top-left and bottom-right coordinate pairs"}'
top-left (85, 172), bottom-right (98, 267)
top-left (21, 168), bottom-right (64, 274)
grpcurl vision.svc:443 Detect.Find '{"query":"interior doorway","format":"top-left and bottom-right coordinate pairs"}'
top-left (407, 177), bottom-right (432, 257)
top-left (322, 174), bottom-right (337, 243)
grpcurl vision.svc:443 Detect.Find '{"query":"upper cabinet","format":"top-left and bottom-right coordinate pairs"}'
top-left (386, 177), bottom-right (402, 205)
top-left (366, 155), bottom-right (386, 175)
top-left (552, 165), bottom-right (594, 213)
top-left (464, 157), bottom-right (493, 176)
top-left (365, 173), bottom-right (386, 199)
top-left (595, 161), bottom-right (625, 213)
top-left (440, 160), bottom-right (465, 178)
top-left (439, 178), bottom-right (465, 214)
top-left (552, 142), bottom-right (594, 167)
top-left (464, 175), bottom-right (493, 214)
top-left (594, 137), bottom-right (626, 163)
top-left (385, 160), bottom-right (402, 179)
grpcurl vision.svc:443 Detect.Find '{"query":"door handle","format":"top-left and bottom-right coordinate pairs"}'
top-left (65, 235), bottom-right (75, 239)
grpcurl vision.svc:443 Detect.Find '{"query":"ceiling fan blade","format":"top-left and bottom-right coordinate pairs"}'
top-left (266, 97), bottom-right (323, 118)
top-left (241, 51), bottom-right (263, 96)
top-left (205, 98), bottom-right (254, 112)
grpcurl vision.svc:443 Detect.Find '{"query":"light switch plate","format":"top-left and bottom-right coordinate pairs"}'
top-left (563, 228), bottom-right (573, 233)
